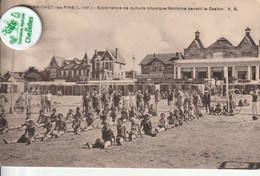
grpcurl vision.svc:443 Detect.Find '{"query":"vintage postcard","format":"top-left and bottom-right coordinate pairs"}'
top-left (0, 0), bottom-right (260, 170)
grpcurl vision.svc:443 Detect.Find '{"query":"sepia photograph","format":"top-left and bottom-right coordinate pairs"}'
top-left (0, 0), bottom-right (260, 170)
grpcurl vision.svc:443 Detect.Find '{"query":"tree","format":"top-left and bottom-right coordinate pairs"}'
top-left (24, 66), bottom-right (41, 81)
top-left (40, 68), bottom-right (51, 81)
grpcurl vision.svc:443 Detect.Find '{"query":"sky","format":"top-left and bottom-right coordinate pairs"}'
top-left (1, 0), bottom-right (260, 74)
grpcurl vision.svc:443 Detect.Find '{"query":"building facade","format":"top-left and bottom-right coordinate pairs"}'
top-left (139, 52), bottom-right (181, 77)
top-left (175, 27), bottom-right (260, 81)
top-left (91, 48), bottom-right (126, 80)
top-left (47, 53), bottom-right (91, 82)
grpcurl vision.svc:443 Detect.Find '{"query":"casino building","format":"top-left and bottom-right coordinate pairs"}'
top-left (175, 28), bottom-right (260, 81)
top-left (138, 27), bottom-right (260, 93)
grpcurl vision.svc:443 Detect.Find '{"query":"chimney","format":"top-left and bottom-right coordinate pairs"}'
top-left (115, 48), bottom-right (118, 59)
top-left (245, 27), bottom-right (251, 35)
top-left (195, 30), bottom-right (200, 40)
top-left (154, 53), bottom-right (156, 58)
top-left (176, 52), bottom-right (179, 57)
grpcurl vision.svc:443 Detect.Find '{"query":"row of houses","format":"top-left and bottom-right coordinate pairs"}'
top-left (48, 48), bottom-right (126, 82)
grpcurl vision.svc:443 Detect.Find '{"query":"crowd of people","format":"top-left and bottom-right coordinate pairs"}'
top-left (2, 88), bottom-right (206, 148)
top-left (0, 87), bottom-right (259, 148)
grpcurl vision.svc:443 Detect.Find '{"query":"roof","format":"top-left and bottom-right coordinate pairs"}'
top-left (107, 49), bottom-right (126, 64)
top-left (91, 49), bottom-right (126, 65)
top-left (187, 38), bottom-right (204, 50)
top-left (237, 34), bottom-right (257, 47)
top-left (207, 37), bottom-right (235, 49)
top-left (81, 53), bottom-right (91, 66)
top-left (139, 53), bottom-right (180, 65)
top-left (12, 72), bottom-right (22, 79)
top-left (52, 56), bottom-right (66, 67)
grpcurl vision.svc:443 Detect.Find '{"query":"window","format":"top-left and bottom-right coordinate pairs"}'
top-left (242, 52), bottom-right (251, 57)
top-left (120, 65), bottom-right (122, 69)
top-left (191, 54), bottom-right (199, 59)
top-left (160, 65), bottom-right (165, 71)
top-left (238, 71), bottom-right (247, 79)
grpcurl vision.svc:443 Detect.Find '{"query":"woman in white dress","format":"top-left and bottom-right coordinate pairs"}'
top-left (123, 91), bottom-right (131, 111)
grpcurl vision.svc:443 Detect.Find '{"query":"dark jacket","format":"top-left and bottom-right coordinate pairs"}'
top-left (203, 93), bottom-right (211, 104)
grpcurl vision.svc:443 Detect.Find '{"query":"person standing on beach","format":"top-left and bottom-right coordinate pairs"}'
top-left (0, 94), bottom-right (8, 113)
top-left (143, 90), bottom-right (151, 111)
top-left (45, 91), bottom-right (52, 112)
top-left (154, 90), bottom-right (161, 113)
top-left (251, 90), bottom-right (258, 116)
top-left (203, 90), bottom-right (211, 114)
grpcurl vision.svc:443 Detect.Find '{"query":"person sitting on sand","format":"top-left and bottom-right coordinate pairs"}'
top-left (243, 99), bottom-right (249, 106)
top-left (214, 103), bottom-right (222, 115)
top-left (188, 103), bottom-right (198, 119)
top-left (86, 121), bottom-right (115, 149)
top-left (129, 117), bottom-right (142, 141)
top-left (140, 114), bottom-right (157, 137)
top-left (129, 106), bottom-right (138, 119)
top-left (37, 117), bottom-right (54, 141)
top-left (37, 110), bottom-right (47, 126)
top-left (72, 114), bottom-right (81, 134)
top-left (156, 113), bottom-right (168, 133)
top-left (85, 112), bottom-right (94, 130)
top-left (220, 105), bottom-right (228, 116)
top-left (4, 119), bottom-right (35, 145)
top-left (167, 111), bottom-right (176, 128)
top-left (65, 109), bottom-right (74, 121)
top-left (120, 107), bottom-right (128, 122)
top-left (148, 104), bottom-right (157, 116)
top-left (50, 108), bottom-right (58, 124)
top-left (75, 107), bottom-right (82, 119)
top-left (53, 114), bottom-right (67, 138)
top-left (109, 106), bottom-right (117, 123)
top-left (0, 113), bottom-right (8, 134)
top-left (116, 119), bottom-right (126, 145)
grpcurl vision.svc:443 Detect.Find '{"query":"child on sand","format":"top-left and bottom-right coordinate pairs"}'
top-left (129, 117), bottom-right (142, 141)
top-left (148, 104), bottom-right (157, 116)
top-left (116, 119), bottom-right (126, 145)
top-left (37, 110), bottom-right (47, 126)
top-left (86, 121), bottom-right (115, 149)
top-left (140, 114), bottom-right (157, 137)
top-left (0, 113), bottom-right (8, 134)
top-left (4, 119), bottom-right (35, 145)
top-left (72, 114), bottom-right (81, 134)
top-left (75, 107), bottom-right (82, 119)
top-left (50, 108), bottom-right (58, 123)
top-left (120, 107), bottom-right (128, 122)
top-left (129, 106), bottom-right (138, 119)
top-left (167, 111), bottom-right (176, 128)
top-left (85, 112), bottom-right (94, 130)
top-left (65, 109), bottom-right (74, 121)
top-left (110, 106), bottom-right (117, 123)
top-left (38, 117), bottom-right (54, 141)
top-left (53, 114), bottom-right (67, 137)
top-left (156, 113), bottom-right (168, 133)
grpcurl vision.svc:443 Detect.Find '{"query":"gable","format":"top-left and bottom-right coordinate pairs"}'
top-left (48, 57), bottom-right (60, 69)
top-left (237, 35), bottom-right (256, 48)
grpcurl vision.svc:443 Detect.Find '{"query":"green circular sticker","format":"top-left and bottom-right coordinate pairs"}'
top-left (0, 6), bottom-right (42, 50)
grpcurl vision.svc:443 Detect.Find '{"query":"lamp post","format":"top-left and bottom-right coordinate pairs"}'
top-left (132, 55), bottom-right (136, 79)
